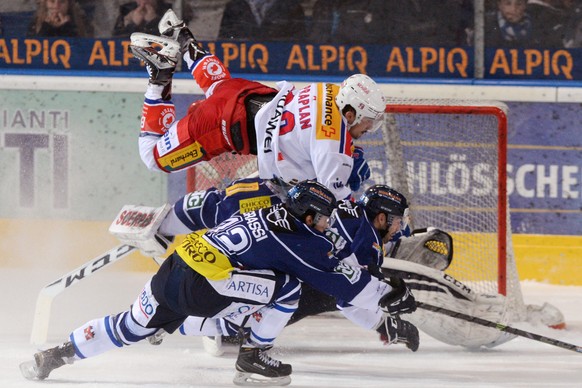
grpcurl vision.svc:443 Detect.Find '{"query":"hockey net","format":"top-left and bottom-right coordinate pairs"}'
top-left (186, 98), bottom-right (527, 324)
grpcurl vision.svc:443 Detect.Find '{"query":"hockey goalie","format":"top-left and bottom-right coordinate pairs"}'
top-left (382, 227), bottom-right (565, 349)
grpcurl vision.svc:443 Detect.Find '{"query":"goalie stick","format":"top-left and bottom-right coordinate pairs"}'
top-left (30, 244), bottom-right (137, 345)
top-left (416, 302), bottom-right (582, 354)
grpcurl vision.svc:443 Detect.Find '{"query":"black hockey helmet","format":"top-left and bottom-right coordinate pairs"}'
top-left (286, 180), bottom-right (337, 221)
top-left (357, 184), bottom-right (408, 220)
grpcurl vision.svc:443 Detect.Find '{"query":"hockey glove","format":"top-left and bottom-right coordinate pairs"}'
top-left (377, 316), bottom-right (419, 352)
top-left (347, 146), bottom-right (371, 192)
top-left (379, 277), bottom-right (417, 315)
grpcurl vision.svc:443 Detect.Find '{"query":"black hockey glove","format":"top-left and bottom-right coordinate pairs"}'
top-left (377, 316), bottom-right (419, 352)
top-left (379, 277), bottom-right (417, 315)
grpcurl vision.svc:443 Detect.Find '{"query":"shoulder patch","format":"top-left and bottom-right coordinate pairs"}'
top-left (263, 205), bottom-right (298, 233)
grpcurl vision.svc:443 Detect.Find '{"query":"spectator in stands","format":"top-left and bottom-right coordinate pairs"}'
top-left (112, 0), bottom-right (171, 37)
top-left (484, 0), bottom-right (542, 47)
top-left (308, 0), bottom-right (388, 44)
top-left (26, 0), bottom-right (93, 37)
top-left (383, 0), bottom-right (472, 46)
top-left (563, 5), bottom-right (582, 47)
top-left (218, 0), bottom-right (305, 42)
top-left (526, 0), bottom-right (567, 47)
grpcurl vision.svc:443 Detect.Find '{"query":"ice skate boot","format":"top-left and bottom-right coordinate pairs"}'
top-left (158, 9), bottom-right (207, 61)
top-left (129, 33), bottom-right (180, 87)
top-left (20, 341), bottom-right (75, 380)
top-left (377, 316), bottom-right (420, 352)
top-left (233, 345), bottom-right (292, 386)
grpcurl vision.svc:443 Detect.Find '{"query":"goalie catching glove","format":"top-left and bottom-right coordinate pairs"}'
top-left (379, 277), bottom-right (417, 315)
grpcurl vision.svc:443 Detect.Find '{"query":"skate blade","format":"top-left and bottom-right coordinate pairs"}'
top-left (233, 371), bottom-right (291, 386)
top-left (130, 33), bottom-right (180, 58)
top-left (19, 360), bottom-right (41, 380)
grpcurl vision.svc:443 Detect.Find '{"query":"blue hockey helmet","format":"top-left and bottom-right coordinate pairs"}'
top-left (357, 184), bottom-right (408, 219)
top-left (286, 180), bottom-right (337, 220)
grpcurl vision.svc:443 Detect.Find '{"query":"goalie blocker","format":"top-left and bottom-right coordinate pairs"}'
top-left (385, 228), bottom-right (565, 349)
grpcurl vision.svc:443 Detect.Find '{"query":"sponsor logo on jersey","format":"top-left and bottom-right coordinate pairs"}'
top-left (139, 288), bottom-right (157, 318)
top-left (316, 83), bottom-right (342, 141)
top-left (225, 181), bottom-right (260, 196)
top-left (157, 142), bottom-right (204, 171)
top-left (263, 91), bottom-right (289, 153)
top-left (178, 231), bottom-right (235, 280)
top-left (226, 279), bottom-right (270, 298)
top-left (239, 196), bottom-right (272, 214)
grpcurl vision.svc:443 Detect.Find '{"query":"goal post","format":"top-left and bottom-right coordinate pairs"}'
top-left (365, 98), bottom-right (525, 323)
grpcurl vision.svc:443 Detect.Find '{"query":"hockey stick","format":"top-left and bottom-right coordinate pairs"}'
top-left (416, 302), bottom-right (582, 354)
top-left (30, 244), bottom-right (137, 345)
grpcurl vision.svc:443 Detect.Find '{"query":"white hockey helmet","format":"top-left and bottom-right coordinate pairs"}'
top-left (335, 74), bottom-right (386, 132)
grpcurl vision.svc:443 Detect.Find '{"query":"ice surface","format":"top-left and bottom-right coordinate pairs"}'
top-left (1, 268), bottom-right (581, 387)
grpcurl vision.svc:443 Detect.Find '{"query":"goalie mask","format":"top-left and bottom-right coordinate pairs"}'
top-left (286, 180), bottom-right (337, 225)
top-left (357, 185), bottom-right (408, 238)
top-left (335, 74), bottom-right (385, 132)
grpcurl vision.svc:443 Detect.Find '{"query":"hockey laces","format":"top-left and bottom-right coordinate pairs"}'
top-left (258, 349), bottom-right (281, 368)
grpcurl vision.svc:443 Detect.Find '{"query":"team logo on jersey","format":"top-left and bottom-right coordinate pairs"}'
top-left (265, 206), bottom-right (293, 231)
top-left (337, 200), bottom-right (359, 218)
top-left (333, 261), bottom-right (362, 284)
top-left (83, 325), bottom-right (95, 341)
top-left (159, 107), bottom-right (175, 130)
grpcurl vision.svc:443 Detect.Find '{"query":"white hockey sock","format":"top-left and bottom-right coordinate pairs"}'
top-left (70, 312), bottom-right (156, 359)
top-left (179, 316), bottom-right (222, 336)
top-left (144, 84), bottom-right (166, 100)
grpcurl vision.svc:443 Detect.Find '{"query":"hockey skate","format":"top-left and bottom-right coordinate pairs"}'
top-left (233, 346), bottom-right (292, 386)
top-left (129, 33), bottom-right (180, 86)
top-left (377, 316), bottom-right (420, 352)
top-left (147, 328), bottom-right (167, 346)
top-left (158, 9), bottom-right (206, 61)
top-left (20, 342), bottom-right (75, 380)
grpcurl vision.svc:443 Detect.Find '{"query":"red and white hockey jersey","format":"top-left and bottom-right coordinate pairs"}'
top-left (255, 81), bottom-right (355, 200)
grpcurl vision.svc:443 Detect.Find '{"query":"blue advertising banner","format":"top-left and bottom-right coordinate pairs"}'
top-left (506, 102), bottom-right (582, 235)
top-left (2, 38), bottom-right (582, 80)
